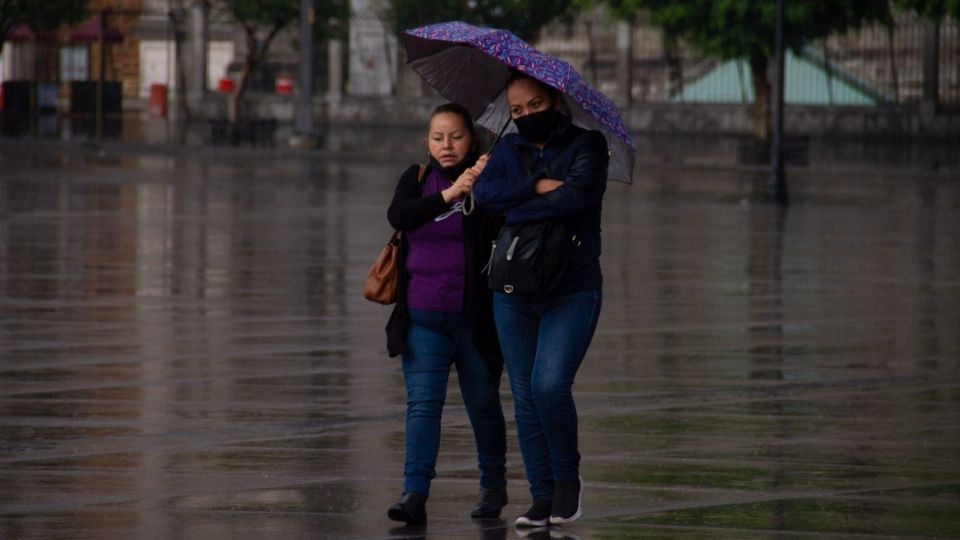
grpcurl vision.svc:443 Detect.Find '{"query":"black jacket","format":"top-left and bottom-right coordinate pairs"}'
top-left (384, 163), bottom-right (503, 373)
top-left (472, 115), bottom-right (609, 293)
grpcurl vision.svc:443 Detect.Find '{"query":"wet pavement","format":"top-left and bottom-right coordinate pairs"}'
top-left (1, 132), bottom-right (959, 539)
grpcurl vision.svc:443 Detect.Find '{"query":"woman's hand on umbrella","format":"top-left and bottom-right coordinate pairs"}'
top-left (442, 170), bottom-right (476, 203)
top-left (441, 156), bottom-right (488, 203)
top-left (535, 179), bottom-right (564, 194)
top-left (471, 154), bottom-right (489, 174)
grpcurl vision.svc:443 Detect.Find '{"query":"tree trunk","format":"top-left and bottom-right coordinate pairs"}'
top-left (229, 56), bottom-right (254, 124)
top-left (170, 8), bottom-right (190, 120)
top-left (584, 19), bottom-right (597, 87)
top-left (230, 24), bottom-right (283, 125)
top-left (921, 17), bottom-right (940, 111)
top-left (616, 21), bottom-right (633, 105)
top-left (749, 54), bottom-right (771, 143)
top-left (664, 33), bottom-right (682, 98)
top-left (886, 25), bottom-right (899, 102)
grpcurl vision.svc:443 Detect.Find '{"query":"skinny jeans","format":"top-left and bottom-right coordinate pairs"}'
top-left (492, 289), bottom-right (602, 501)
top-left (401, 308), bottom-right (507, 496)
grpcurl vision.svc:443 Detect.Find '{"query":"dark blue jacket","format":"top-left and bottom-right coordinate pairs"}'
top-left (473, 115), bottom-right (609, 293)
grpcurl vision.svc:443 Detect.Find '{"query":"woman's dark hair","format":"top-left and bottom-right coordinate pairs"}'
top-left (506, 71), bottom-right (561, 106)
top-left (429, 102), bottom-right (476, 140)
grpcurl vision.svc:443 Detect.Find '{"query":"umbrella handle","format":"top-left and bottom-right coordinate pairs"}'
top-left (485, 117), bottom-right (513, 156)
top-left (463, 118), bottom-right (510, 216)
top-left (464, 118), bottom-right (511, 216)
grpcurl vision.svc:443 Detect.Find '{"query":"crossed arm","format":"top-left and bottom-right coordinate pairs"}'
top-left (473, 131), bottom-right (609, 224)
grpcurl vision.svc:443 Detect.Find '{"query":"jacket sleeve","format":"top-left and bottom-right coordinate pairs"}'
top-left (504, 131), bottom-right (609, 224)
top-left (387, 164), bottom-right (450, 231)
top-left (472, 140), bottom-right (538, 215)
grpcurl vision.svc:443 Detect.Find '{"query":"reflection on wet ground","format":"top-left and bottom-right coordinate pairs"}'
top-left (1, 134), bottom-right (958, 539)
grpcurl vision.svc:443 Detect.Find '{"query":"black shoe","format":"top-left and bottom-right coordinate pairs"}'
top-left (471, 486), bottom-right (508, 518)
top-left (548, 476), bottom-right (582, 525)
top-left (388, 492), bottom-right (427, 524)
top-left (515, 499), bottom-right (551, 527)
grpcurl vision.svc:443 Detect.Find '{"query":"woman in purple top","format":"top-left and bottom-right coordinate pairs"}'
top-left (384, 103), bottom-right (507, 524)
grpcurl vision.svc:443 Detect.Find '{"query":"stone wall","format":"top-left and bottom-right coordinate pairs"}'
top-left (620, 102), bottom-right (960, 138)
top-left (194, 93), bottom-right (960, 139)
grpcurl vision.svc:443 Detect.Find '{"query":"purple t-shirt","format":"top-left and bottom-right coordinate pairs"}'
top-left (405, 169), bottom-right (465, 312)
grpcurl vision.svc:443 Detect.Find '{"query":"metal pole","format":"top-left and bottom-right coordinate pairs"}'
top-left (96, 10), bottom-right (107, 140)
top-left (921, 17), bottom-right (940, 114)
top-left (327, 38), bottom-right (343, 101)
top-left (616, 21), bottom-right (633, 106)
top-left (188, 1), bottom-right (209, 111)
top-left (767, 0), bottom-right (788, 206)
top-left (294, 0), bottom-right (315, 137)
top-left (30, 35), bottom-right (39, 136)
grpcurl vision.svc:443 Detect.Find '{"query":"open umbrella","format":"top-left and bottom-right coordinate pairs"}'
top-left (402, 21), bottom-right (634, 184)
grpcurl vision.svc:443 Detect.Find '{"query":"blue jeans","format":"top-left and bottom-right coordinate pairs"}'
top-left (493, 289), bottom-right (602, 501)
top-left (401, 309), bottom-right (507, 496)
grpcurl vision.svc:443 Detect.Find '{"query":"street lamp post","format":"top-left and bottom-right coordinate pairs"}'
top-left (292, 0), bottom-right (316, 146)
top-left (96, 10), bottom-right (107, 140)
top-left (767, 0), bottom-right (788, 206)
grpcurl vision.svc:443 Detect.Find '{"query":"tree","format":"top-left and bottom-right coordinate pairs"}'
top-left (383, 0), bottom-right (574, 42)
top-left (605, 0), bottom-right (891, 141)
top-left (892, 0), bottom-right (960, 19)
top-left (569, 0), bottom-right (603, 87)
top-left (312, 0), bottom-right (349, 42)
top-left (0, 0), bottom-right (86, 58)
top-left (214, 0), bottom-right (299, 123)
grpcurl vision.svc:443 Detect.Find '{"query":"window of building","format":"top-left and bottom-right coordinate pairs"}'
top-left (59, 46), bottom-right (88, 81)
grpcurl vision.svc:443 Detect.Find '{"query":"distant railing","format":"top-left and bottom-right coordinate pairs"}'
top-left (537, 11), bottom-right (959, 106)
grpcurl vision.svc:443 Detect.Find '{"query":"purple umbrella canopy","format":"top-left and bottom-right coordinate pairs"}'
top-left (402, 21), bottom-right (635, 183)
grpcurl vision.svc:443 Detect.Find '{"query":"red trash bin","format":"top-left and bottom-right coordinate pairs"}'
top-left (275, 75), bottom-right (294, 95)
top-left (148, 83), bottom-right (168, 118)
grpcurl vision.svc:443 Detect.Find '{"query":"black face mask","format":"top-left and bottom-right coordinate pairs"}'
top-left (514, 109), bottom-right (559, 144)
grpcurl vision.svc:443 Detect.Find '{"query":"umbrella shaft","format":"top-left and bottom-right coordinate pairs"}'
top-left (487, 117), bottom-right (513, 155)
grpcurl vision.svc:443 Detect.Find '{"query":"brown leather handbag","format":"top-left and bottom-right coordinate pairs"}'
top-left (363, 230), bottom-right (402, 304)
top-left (363, 165), bottom-right (426, 304)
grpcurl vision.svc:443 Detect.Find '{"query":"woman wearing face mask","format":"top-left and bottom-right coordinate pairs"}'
top-left (472, 73), bottom-right (609, 528)
top-left (384, 103), bottom-right (507, 524)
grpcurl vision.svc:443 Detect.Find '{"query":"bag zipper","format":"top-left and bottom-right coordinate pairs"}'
top-left (506, 236), bottom-right (519, 261)
top-left (482, 240), bottom-right (496, 275)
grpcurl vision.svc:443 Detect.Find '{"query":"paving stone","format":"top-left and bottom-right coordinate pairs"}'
top-left (1, 137), bottom-right (958, 539)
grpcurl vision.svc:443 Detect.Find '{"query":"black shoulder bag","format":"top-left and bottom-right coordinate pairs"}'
top-left (486, 220), bottom-right (571, 294)
top-left (486, 139), bottom-right (581, 295)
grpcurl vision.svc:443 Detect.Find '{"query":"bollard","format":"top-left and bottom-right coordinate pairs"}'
top-left (148, 83), bottom-right (168, 118)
